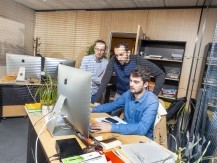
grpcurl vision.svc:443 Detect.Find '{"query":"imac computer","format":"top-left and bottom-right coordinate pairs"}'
top-left (47, 64), bottom-right (92, 138)
top-left (44, 57), bottom-right (76, 78)
top-left (6, 53), bottom-right (41, 81)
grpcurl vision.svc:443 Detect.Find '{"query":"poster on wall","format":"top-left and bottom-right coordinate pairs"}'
top-left (0, 16), bottom-right (25, 64)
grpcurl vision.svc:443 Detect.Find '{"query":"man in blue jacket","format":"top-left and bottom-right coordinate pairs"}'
top-left (90, 66), bottom-right (159, 139)
top-left (94, 41), bottom-right (165, 105)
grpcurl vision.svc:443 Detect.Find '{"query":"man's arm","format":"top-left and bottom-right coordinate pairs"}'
top-left (91, 93), bottom-right (126, 133)
top-left (94, 57), bottom-right (115, 103)
top-left (111, 100), bottom-right (159, 136)
top-left (92, 76), bottom-right (103, 85)
top-left (136, 55), bottom-right (165, 95)
top-left (92, 92), bottom-right (126, 112)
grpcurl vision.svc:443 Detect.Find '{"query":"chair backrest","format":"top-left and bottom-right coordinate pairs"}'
top-left (154, 99), bottom-right (168, 148)
top-left (166, 97), bottom-right (187, 120)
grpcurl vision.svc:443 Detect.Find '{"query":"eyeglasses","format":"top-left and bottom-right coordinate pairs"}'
top-left (94, 48), bottom-right (105, 53)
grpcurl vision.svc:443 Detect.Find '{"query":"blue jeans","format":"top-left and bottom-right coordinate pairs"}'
top-left (91, 94), bottom-right (96, 103)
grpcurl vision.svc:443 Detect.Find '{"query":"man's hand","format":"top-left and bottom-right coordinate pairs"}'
top-left (94, 102), bottom-right (101, 106)
top-left (90, 122), bottom-right (112, 133)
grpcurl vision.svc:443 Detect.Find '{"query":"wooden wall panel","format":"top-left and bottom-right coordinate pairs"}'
top-left (99, 11), bottom-right (112, 46)
top-left (35, 9), bottom-right (217, 99)
top-left (146, 9), bottom-right (201, 42)
top-left (132, 10), bottom-right (149, 32)
top-left (110, 11), bottom-right (135, 32)
top-left (35, 11), bottom-right (76, 60)
top-left (73, 11), bottom-right (102, 66)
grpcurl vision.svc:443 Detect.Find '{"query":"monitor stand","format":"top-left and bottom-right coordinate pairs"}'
top-left (46, 95), bottom-right (75, 137)
top-left (16, 67), bottom-right (25, 82)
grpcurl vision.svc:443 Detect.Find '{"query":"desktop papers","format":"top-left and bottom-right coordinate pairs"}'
top-left (120, 141), bottom-right (176, 163)
top-left (61, 151), bottom-right (107, 163)
top-left (100, 137), bottom-right (122, 150)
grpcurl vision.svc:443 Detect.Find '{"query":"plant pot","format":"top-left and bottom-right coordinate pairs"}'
top-left (42, 105), bottom-right (54, 115)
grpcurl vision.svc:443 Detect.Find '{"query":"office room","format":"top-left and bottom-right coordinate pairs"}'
top-left (0, 0), bottom-right (217, 162)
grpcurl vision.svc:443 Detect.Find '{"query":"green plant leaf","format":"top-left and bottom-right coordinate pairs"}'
top-left (35, 72), bottom-right (57, 106)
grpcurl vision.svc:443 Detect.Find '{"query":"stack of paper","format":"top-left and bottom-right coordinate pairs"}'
top-left (61, 151), bottom-right (107, 163)
top-left (100, 137), bottom-right (122, 150)
top-left (25, 103), bottom-right (41, 112)
top-left (119, 141), bottom-right (176, 163)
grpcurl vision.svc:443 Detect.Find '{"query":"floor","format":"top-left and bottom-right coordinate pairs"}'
top-left (0, 117), bottom-right (28, 163)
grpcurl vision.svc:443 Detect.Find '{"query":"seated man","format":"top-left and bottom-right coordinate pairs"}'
top-left (90, 66), bottom-right (159, 139)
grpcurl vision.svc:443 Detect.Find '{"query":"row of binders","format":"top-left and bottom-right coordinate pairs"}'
top-left (25, 103), bottom-right (41, 112)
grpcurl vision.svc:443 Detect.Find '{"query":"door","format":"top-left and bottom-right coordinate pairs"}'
top-left (108, 32), bottom-right (137, 58)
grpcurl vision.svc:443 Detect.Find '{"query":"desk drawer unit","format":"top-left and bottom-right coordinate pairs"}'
top-left (0, 85), bottom-right (38, 118)
top-left (2, 105), bottom-right (27, 117)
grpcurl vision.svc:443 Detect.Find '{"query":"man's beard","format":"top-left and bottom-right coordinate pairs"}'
top-left (130, 87), bottom-right (143, 95)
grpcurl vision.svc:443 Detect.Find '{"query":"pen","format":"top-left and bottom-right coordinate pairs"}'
top-left (75, 132), bottom-right (90, 146)
top-left (80, 155), bottom-right (102, 162)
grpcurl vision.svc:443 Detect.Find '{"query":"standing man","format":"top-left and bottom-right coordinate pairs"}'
top-left (90, 66), bottom-right (159, 139)
top-left (80, 40), bottom-right (108, 103)
top-left (94, 41), bottom-right (165, 105)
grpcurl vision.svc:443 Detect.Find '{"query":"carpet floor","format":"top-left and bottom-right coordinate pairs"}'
top-left (0, 117), bottom-right (28, 163)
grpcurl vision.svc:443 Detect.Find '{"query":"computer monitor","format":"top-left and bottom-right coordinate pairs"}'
top-left (47, 64), bottom-right (92, 138)
top-left (6, 53), bottom-right (41, 81)
top-left (44, 57), bottom-right (76, 78)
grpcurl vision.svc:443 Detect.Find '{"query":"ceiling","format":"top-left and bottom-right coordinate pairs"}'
top-left (14, 0), bottom-right (217, 11)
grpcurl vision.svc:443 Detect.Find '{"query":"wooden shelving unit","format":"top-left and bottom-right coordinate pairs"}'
top-left (139, 40), bottom-right (186, 101)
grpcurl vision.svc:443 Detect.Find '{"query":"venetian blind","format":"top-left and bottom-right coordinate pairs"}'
top-left (35, 11), bottom-right (102, 67)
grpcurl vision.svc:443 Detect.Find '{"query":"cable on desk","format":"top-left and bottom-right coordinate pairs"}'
top-left (48, 153), bottom-right (61, 162)
top-left (35, 116), bottom-right (55, 163)
top-left (24, 80), bottom-right (37, 103)
top-left (28, 109), bottom-right (54, 137)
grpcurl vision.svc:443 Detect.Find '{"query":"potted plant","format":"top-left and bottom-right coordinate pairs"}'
top-left (86, 42), bottom-right (95, 55)
top-left (35, 72), bottom-right (57, 115)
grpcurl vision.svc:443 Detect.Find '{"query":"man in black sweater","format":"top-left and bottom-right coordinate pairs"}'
top-left (94, 41), bottom-right (165, 105)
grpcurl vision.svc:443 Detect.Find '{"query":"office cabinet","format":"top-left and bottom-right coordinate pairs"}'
top-left (0, 84), bottom-right (38, 119)
top-left (139, 40), bottom-right (186, 101)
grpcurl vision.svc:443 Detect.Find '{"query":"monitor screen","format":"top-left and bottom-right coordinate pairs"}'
top-left (6, 53), bottom-right (41, 81)
top-left (47, 64), bottom-right (92, 138)
top-left (44, 57), bottom-right (76, 78)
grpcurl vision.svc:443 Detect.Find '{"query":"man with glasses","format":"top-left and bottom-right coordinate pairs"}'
top-left (80, 40), bottom-right (108, 103)
top-left (94, 41), bottom-right (165, 111)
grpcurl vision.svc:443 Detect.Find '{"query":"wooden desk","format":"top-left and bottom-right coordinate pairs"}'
top-left (26, 112), bottom-right (151, 163)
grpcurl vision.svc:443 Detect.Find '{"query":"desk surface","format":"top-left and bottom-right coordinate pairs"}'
top-left (0, 80), bottom-right (41, 85)
top-left (27, 111), bottom-right (152, 163)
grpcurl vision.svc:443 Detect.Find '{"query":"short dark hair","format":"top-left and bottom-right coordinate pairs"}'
top-left (114, 41), bottom-right (130, 51)
top-left (131, 66), bottom-right (151, 83)
top-left (93, 39), bottom-right (107, 51)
